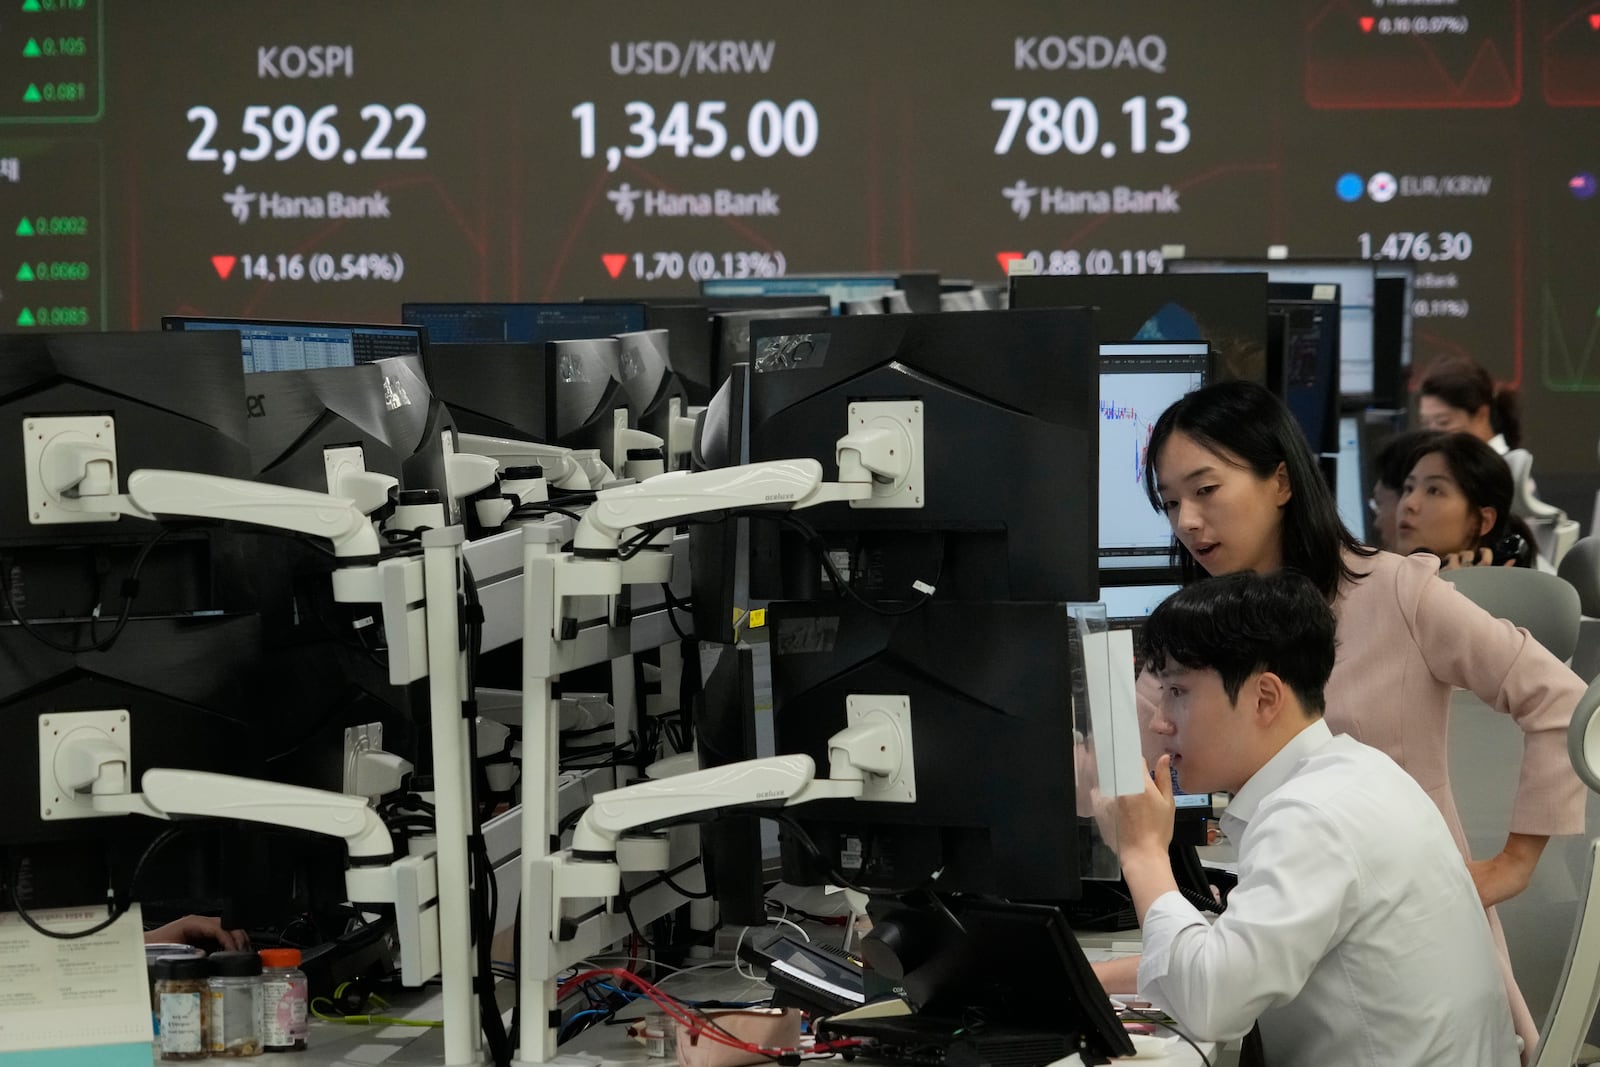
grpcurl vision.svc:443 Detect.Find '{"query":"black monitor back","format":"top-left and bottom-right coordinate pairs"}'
top-left (770, 600), bottom-right (1078, 900)
top-left (712, 305), bottom-right (829, 397)
top-left (422, 341), bottom-right (549, 442)
top-left (1268, 284), bottom-right (1342, 457)
top-left (694, 644), bottom-right (767, 926)
top-left (746, 309), bottom-right (1098, 605)
top-left (1010, 272), bottom-right (1268, 386)
top-left (1372, 274), bottom-right (1409, 409)
top-left (0, 331), bottom-right (253, 619)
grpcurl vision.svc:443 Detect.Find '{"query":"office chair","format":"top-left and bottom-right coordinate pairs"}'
top-left (1509, 449), bottom-right (1581, 568)
top-left (1440, 566), bottom-right (1582, 663)
top-left (1531, 678), bottom-right (1600, 1067)
top-left (1559, 537), bottom-right (1600, 682)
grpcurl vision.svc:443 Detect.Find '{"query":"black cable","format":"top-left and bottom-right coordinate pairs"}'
top-left (458, 555), bottom-right (511, 1067)
top-left (7, 825), bottom-right (187, 940)
top-left (759, 811), bottom-right (930, 897)
top-left (657, 866), bottom-right (713, 900)
top-left (747, 512), bottom-right (944, 617)
top-left (0, 526), bottom-right (173, 655)
top-left (658, 584), bottom-right (692, 641)
top-left (511, 504), bottom-right (583, 522)
top-left (1122, 1009), bottom-right (1213, 1067)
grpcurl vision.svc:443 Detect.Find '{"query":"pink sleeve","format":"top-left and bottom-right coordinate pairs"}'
top-left (1400, 563), bottom-right (1587, 837)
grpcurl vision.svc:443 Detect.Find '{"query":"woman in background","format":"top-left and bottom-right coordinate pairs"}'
top-left (1368, 429), bottom-right (1441, 552)
top-left (1417, 355), bottom-right (1522, 455)
top-left (1137, 380), bottom-right (1583, 1059)
top-left (1396, 432), bottom-right (1539, 570)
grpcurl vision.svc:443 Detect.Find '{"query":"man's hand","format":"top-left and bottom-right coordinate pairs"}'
top-left (1115, 755), bottom-right (1177, 863)
top-left (144, 914), bottom-right (249, 952)
top-left (1467, 833), bottom-right (1547, 909)
top-left (1115, 756), bottom-right (1182, 925)
top-left (1091, 955), bottom-right (1142, 995)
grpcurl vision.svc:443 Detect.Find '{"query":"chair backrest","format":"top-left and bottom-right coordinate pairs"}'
top-left (1440, 566), bottom-right (1582, 663)
top-left (1560, 538), bottom-right (1600, 618)
top-left (1534, 839), bottom-right (1600, 1067)
top-left (1508, 449), bottom-right (1564, 522)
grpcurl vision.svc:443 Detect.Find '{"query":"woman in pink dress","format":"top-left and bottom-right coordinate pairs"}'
top-left (1137, 380), bottom-right (1584, 1059)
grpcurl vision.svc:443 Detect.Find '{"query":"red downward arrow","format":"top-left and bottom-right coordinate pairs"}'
top-left (995, 251), bottom-right (1026, 274)
top-left (211, 255), bottom-right (237, 280)
top-left (601, 253), bottom-right (628, 279)
top-left (1359, 16), bottom-right (1375, 32)
top-left (1589, 13), bottom-right (1600, 30)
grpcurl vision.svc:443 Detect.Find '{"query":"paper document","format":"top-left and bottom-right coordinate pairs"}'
top-left (0, 904), bottom-right (153, 1056)
top-left (1083, 628), bottom-right (1146, 796)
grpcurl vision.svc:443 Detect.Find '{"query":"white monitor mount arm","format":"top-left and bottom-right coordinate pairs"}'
top-left (29, 423), bottom-right (380, 559)
top-left (572, 417), bottom-right (915, 556)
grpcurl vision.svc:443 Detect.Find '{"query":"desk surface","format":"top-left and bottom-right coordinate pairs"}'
top-left (285, 959), bottom-right (1227, 1067)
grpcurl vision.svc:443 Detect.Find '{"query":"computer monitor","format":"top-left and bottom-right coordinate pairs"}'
top-left (238, 355), bottom-right (455, 506)
top-left (0, 333), bottom-right (373, 935)
top-left (615, 329), bottom-right (692, 468)
top-left (1009, 272), bottom-right (1269, 386)
top-left (546, 338), bottom-right (629, 467)
top-left (399, 301), bottom-right (646, 345)
top-left (0, 331), bottom-right (254, 617)
top-left (693, 643), bottom-right (767, 927)
top-left (832, 897), bottom-right (1134, 1063)
top-left (637, 304), bottom-right (715, 405)
top-left (711, 304), bottom-right (829, 396)
top-left (1336, 415), bottom-right (1367, 542)
top-left (1097, 342), bottom-right (1211, 581)
top-left (159, 316), bottom-right (425, 372)
top-left (686, 365), bottom-right (751, 647)
top-left (747, 309), bottom-right (1100, 605)
top-left (770, 600), bottom-right (1081, 899)
top-left (585, 298), bottom-right (834, 405)
top-left (702, 271), bottom-right (941, 314)
top-left (1373, 266), bottom-right (1414, 408)
top-left (420, 341), bottom-right (547, 442)
top-left (1267, 282), bottom-right (1342, 463)
top-left (1098, 579), bottom-right (1183, 629)
top-left (1167, 258), bottom-right (1378, 400)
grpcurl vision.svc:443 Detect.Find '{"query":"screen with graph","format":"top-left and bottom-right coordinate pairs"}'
top-left (0, 1), bottom-right (1594, 487)
top-left (1098, 342), bottom-right (1209, 572)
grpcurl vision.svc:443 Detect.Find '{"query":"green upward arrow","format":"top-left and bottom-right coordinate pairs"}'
top-left (22, 84), bottom-right (42, 104)
top-left (22, 0), bottom-right (43, 12)
top-left (22, 38), bottom-right (40, 57)
top-left (16, 309), bottom-right (37, 328)
top-left (15, 217), bottom-right (34, 237)
top-left (16, 263), bottom-right (35, 281)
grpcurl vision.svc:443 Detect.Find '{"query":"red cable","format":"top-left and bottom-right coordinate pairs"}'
top-left (556, 967), bottom-right (862, 1057)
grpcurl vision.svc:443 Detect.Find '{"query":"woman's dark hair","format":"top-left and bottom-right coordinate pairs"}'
top-left (1141, 570), bottom-right (1336, 715)
top-left (1405, 432), bottom-right (1537, 567)
top-left (1142, 379), bottom-right (1375, 600)
top-left (1418, 356), bottom-right (1522, 449)
top-left (1374, 429), bottom-right (1442, 493)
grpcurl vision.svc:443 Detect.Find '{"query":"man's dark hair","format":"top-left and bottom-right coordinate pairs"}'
top-left (1140, 571), bottom-right (1336, 715)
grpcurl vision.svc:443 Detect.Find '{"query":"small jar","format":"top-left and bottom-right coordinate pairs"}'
top-left (206, 951), bottom-right (264, 1057)
top-left (153, 957), bottom-right (211, 1061)
top-left (258, 948), bottom-right (309, 1053)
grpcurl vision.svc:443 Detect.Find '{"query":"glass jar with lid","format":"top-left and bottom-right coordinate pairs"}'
top-left (206, 950), bottom-right (264, 1057)
top-left (153, 956), bottom-right (210, 1061)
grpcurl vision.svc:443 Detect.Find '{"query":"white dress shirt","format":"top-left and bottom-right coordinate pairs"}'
top-left (1137, 719), bottom-right (1520, 1066)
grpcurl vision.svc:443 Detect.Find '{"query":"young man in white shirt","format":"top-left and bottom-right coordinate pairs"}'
top-left (1096, 570), bottom-right (1520, 1066)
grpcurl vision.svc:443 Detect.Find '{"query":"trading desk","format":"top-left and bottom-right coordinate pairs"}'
top-left (288, 953), bottom-right (1224, 1067)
